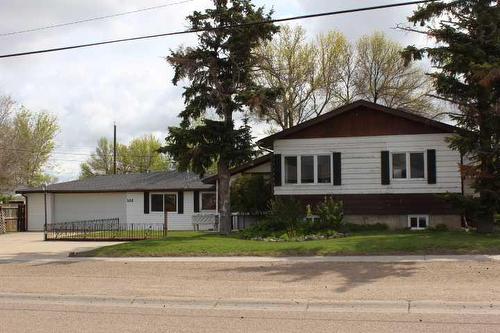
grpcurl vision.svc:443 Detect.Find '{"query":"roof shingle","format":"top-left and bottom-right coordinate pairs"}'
top-left (16, 171), bottom-right (214, 193)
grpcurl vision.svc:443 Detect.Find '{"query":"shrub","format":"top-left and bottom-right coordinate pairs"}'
top-left (345, 222), bottom-right (389, 232)
top-left (267, 197), bottom-right (304, 238)
top-left (231, 174), bottom-right (272, 215)
top-left (239, 218), bottom-right (282, 239)
top-left (315, 196), bottom-right (344, 231)
top-left (429, 223), bottom-right (449, 232)
top-left (441, 193), bottom-right (480, 227)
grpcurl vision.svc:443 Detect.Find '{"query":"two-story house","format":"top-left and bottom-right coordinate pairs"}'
top-left (220, 100), bottom-right (466, 230)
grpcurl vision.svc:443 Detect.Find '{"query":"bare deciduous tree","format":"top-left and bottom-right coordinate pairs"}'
top-left (255, 26), bottom-right (350, 129)
top-left (255, 28), bottom-right (438, 129)
top-left (355, 32), bottom-right (435, 114)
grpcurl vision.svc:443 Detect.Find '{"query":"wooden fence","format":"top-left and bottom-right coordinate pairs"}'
top-left (0, 203), bottom-right (26, 232)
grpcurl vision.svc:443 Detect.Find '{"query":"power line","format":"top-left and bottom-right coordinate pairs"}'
top-left (0, 0), bottom-right (196, 37)
top-left (0, 0), bottom-right (433, 59)
top-left (0, 147), bottom-right (167, 159)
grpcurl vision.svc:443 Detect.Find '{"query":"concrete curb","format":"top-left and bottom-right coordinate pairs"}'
top-left (0, 292), bottom-right (498, 315)
top-left (1, 254), bottom-right (500, 263)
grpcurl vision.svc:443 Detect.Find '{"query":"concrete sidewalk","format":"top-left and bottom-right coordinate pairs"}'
top-left (2, 254), bottom-right (500, 264)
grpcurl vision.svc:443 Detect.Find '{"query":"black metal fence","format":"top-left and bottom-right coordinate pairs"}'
top-left (46, 218), bottom-right (166, 241)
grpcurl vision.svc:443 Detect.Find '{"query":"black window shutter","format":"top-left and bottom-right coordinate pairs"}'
top-left (273, 154), bottom-right (282, 186)
top-left (427, 149), bottom-right (437, 184)
top-left (177, 191), bottom-right (184, 214)
top-left (332, 152), bottom-right (341, 185)
top-left (381, 151), bottom-right (390, 185)
top-left (193, 190), bottom-right (200, 213)
top-left (144, 191), bottom-right (150, 214)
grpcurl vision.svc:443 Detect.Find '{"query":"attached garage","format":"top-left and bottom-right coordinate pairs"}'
top-left (17, 171), bottom-right (216, 231)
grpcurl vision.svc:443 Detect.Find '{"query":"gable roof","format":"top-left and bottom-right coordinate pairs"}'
top-left (258, 100), bottom-right (458, 148)
top-left (16, 171), bottom-right (214, 194)
top-left (203, 154), bottom-right (272, 184)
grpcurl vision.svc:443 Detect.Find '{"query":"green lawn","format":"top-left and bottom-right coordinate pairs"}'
top-left (76, 230), bottom-right (500, 257)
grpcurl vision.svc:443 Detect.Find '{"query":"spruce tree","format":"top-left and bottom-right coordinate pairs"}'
top-left (161, 0), bottom-right (278, 234)
top-left (403, 0), bottom-right (499, 232)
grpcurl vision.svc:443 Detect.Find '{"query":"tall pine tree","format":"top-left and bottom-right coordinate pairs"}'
top-left (160, 0), bottom-right (278, 234)
top-left (403, 0), bottom-right (499, 232)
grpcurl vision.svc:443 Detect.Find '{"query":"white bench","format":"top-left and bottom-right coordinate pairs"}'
top-left (192, 214), bottom-right (219, 231)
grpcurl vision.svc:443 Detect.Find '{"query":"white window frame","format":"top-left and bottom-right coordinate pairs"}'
top-left (150, 192), bottom-right (177, 213)
top-left (200, 191), bottom-right (217, 211)
top-left (282, 154), bottom-right (333, 185)
top-left (408, 215), bottom-right (429, 230)
top-left (390, 151), bottom-right (426, 180)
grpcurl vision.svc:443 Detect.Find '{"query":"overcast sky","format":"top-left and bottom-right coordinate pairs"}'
top-left (0, 0), bottom-right (432, 181)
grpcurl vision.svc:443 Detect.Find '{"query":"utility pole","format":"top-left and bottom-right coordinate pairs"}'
top-left (113, 122), bottom-right (117, 174)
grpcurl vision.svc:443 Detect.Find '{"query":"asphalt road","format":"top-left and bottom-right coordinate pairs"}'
top-left (1, 258), bottom-right (500, 332)
top-left (2, 301), bottom-right (500, 333)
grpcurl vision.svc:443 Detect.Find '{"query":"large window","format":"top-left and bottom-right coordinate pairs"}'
top-left (284, 156), bottom-right (298, 184)
top-left (151, 194), bottom-right (164, 212)
top-left (164, 194), bottom-right (177, 212)
top-left (392, 152), bottom-right (425, 179)
top-left (283, 154), bottom-right (333, 184)
top-left (317, 155), bottom-right (331, 183)
top-left (151, 193), bottom-right (177, 212)
top-left (201, 192), bottom-right (216, 210)
top-left (410, 152), bottom-right (425, 179)
top-left (300, 156), bottom-right (314, 183)
top-left (392, 153), bottom-right (407, 179)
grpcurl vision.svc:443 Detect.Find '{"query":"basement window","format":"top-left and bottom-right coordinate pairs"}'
top-left (408, 215), bottom-right (429, 230)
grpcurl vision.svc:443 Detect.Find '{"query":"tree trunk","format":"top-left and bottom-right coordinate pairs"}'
top-left (477, 191), bottom-right (495, 233)
top-left (218, 159), bottom-right (232, 235)
top-left (476, 99), bottom-right (496, 233)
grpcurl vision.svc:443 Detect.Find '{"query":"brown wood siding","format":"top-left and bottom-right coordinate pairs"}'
top-left (279, 193), bottom-right (459, 215)
top-left (284, 106), bottom-right (445, 139)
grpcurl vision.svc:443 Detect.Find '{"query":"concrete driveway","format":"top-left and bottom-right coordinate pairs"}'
top-left (0, 232), bottom-right (122, 260)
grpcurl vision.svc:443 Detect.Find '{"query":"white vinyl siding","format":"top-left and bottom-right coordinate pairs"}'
top-left (126, 191), bottom-right (195, 230)
top-left (274, 133), bottom-right (461, 195)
